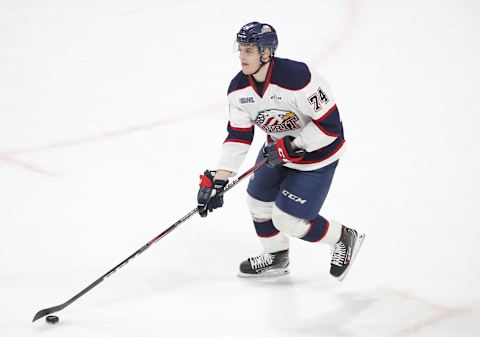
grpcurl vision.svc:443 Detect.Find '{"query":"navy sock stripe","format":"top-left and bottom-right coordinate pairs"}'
top-left (253, 219), bottom-right (280, 238)
top-left (301, 215), bottom-right (329, 242)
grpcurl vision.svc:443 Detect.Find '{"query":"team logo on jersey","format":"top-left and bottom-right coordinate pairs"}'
top-left (254, 110), bottom-right (301, 133)
top-left (239, 96), bottom-right (255, 104)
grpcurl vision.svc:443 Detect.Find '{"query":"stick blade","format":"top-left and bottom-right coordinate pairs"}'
top-left (32, 304), bottom-right (63, 322)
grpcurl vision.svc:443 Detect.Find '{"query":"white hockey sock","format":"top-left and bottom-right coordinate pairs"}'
top-left (259, 233), bottom-right (290, 253)
top-left (320, 219), bottom-right (343, 247)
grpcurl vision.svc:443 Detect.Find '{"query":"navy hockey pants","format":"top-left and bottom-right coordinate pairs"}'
top-left (247, 147), bottom-right (338, 221)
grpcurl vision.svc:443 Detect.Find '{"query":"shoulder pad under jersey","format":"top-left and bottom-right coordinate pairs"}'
top-left (227, 71), bottom-right (249, 95)
top-left (270, 57), bottom-right (311, 90)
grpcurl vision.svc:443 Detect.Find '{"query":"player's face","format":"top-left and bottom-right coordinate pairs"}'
top-left (238, 44), bottom-right (262, 75)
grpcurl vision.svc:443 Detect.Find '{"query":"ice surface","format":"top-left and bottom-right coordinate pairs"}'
top-left (1, 0), bottom-right (479, 336)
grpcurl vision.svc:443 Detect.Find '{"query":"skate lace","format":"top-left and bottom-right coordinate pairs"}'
top-left (331, 242), bottom-right (346, 267)
top-left (249, 253), bottom-right (274, 269)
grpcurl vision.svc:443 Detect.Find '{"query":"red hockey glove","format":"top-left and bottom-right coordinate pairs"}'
top-left (263, 136), bottom-right (304, 167)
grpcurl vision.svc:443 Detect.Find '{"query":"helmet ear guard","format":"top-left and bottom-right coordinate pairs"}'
top-left (261, 46), bottom-right (273, 57)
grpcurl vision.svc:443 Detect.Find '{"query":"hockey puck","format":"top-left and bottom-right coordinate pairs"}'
top-left (46, 315), bottom-right (59, 324)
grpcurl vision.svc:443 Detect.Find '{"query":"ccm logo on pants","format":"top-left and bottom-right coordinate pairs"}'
top-left (282, 189), bottom-right (307, 204)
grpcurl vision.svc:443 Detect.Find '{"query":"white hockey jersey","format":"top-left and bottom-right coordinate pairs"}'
top-left (218, 57), bottom-right (346, 174)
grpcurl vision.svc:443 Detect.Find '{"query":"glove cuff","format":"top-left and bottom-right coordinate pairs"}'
top-left (213, 179), bottom-right (228, 190)
top-left (199, 170), bottom-right (216, 188)
top-left (278, 136), bottom-right (304, 162)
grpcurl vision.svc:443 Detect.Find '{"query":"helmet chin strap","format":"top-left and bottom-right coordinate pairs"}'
top-left (252, 60), bottom-right (269, 75)
top-left (252, 53), bottom-right (273, 76)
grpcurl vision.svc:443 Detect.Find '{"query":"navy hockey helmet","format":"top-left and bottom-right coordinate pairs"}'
top-left (236, 22), bottom-right (278, 56)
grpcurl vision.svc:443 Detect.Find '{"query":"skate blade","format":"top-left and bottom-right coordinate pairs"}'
top-left (336, 233), bottom-right (366, 282)
top-left (237, 268), bottom-right (290, 278)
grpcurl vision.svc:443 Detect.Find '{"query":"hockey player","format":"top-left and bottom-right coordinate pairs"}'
top-left (197, 22), bottom-right (365, 281)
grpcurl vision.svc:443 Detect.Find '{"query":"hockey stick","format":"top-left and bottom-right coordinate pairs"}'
top-left (32, 157), bottom-right (268, 322)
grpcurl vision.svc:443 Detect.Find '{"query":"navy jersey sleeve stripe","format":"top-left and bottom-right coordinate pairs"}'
top-left (299, 137), bottom-right (345, 164)
top-left (224, 139), bottom-right (253, 145)
top-left (314, 105), bottom-right (338, 122)
top-left (313, 105), bottom-right (342, 137)
top-left (224, 122), bottom-right (254, 145)
top-left (228, 122), bottom-right (253, 132)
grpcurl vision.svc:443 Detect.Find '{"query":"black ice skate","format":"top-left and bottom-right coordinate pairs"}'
top-left (330, 225), bottom-right (365, 281)
top-left (238, 250), bottom-right (290, 278)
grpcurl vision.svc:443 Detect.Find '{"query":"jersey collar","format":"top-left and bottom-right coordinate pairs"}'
top-left (248, 58), bottom-right (275, 98)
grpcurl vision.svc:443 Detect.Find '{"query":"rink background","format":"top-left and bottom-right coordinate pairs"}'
top-left (1, 0), bottom-right (479, 336)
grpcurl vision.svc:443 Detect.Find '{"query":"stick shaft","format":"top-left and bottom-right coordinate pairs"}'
top-left (32, 158), bottom-right (268, 322)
